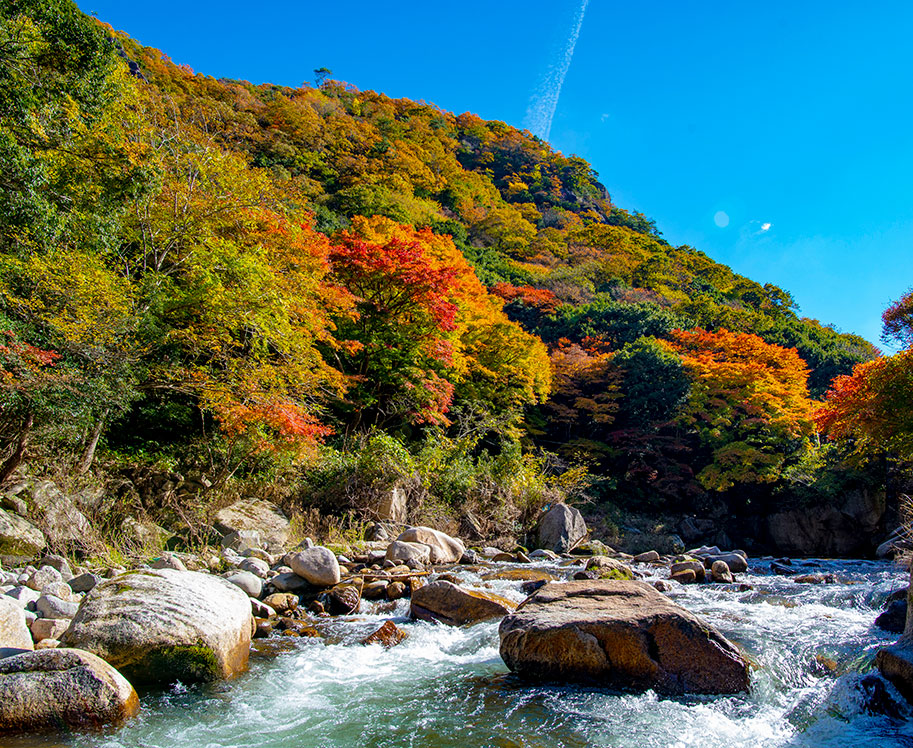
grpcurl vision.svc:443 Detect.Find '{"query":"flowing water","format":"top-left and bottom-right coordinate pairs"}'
top-left (21, 558), bottom-right (913, 748)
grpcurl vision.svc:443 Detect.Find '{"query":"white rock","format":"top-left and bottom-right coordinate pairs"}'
top-left (0, 596), bottom-right (32, 650)
top-left (385, 540), bottom-right (431, 566)
top-left (395, 527), bottom-right (464, 564)
top-left (62, 568), bottom-right (252, 684)
top-left (25, 566), bottom-right (62, 592)
top-left (30, 617), bottom-right (70, 643)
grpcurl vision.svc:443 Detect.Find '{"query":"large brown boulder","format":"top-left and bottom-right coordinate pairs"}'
top-left (530, 504), bottom-right (587, 553)
top-left (499, 580), bottom-right (750, 694)
top-left (395, 527), bottom-right (465, 564)
top-left (62, 568), bottom-right (252, 685)
top-left (411, 580), bottom-right (516, 626)
top-left (214, 498), bottom-right (290, 553)
top-left (0, 648), bottom-right (139, 733)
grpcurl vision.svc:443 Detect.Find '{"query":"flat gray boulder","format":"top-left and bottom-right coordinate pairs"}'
top-left (214, 499), bottom-right (290, 553)
top-left (499, 580), bottom-right (750, 694)
top-left (530, 504), bottom-right (587, 553)
top-left (0, 597), bottom-right (32, 651)
top-left (0, 648), bottom-right (138, 733)
top-left (62, 568), bottom-right (252, 685)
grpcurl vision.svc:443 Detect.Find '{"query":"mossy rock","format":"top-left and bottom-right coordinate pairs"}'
top-left (120, 644), bottom-right (221, 684)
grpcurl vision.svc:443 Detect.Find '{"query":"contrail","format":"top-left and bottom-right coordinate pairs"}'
top-left (524, 0), bottom-right (590, 142)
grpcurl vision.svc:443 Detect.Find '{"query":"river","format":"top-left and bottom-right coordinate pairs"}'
top-left (22, 558), bottom-right (911, 748)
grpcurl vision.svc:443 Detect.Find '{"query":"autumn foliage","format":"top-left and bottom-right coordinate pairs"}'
top-left (667, 329), bottom-right (814, 490)
top-left (0, 0), bottom-right (893, 517)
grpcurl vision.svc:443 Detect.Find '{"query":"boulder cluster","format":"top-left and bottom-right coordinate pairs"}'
top-left (0, 498), bottom-right (756, 736)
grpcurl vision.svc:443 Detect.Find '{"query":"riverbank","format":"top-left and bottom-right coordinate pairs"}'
top-left (2, 505), bottom-right (911, 746)
top-left (48, 558), bottom-right (913, 747)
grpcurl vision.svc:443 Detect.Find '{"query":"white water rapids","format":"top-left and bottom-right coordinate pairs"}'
top-left (17, 558), bottom-right (913, 748)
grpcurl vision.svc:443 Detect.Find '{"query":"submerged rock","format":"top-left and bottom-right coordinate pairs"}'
top-left (499, 580), bottom-right (750, 695)
top-left (876, 599), bottom-right (907, 635)
top-left (0, 648), bottom-right (139, 733)
top-left (62, 568), bottom-right (252, 685)
top-left (411, 580), bottom-right (516, 626)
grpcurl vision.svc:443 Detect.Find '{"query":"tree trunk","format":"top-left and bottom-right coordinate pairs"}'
top-left (76, 410), bottom-right (108, 475)
top-left (0, 411), bottom-right (33, 485)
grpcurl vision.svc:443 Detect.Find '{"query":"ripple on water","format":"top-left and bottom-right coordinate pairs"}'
top-left (68, 559), bottom-right (913, 748)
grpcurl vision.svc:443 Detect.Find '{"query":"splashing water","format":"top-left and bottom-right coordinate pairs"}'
top-left (33, 559), bottom-right (912, 748)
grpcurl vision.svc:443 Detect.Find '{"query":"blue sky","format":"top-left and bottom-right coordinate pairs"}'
top-left (77, 0), bottom-right (913, 347)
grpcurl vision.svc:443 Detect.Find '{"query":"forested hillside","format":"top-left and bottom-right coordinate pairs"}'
top-left (2, 0), bottom-right (907, 555)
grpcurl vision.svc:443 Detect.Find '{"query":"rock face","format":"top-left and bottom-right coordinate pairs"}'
top-left (499, 580), bottom-right (750, 695)
top-left (0, 596), bottom-right (33, 651)
top-left (530, 504), bottom-right (587, 553)
top-left (395, 527), bottom-right (465, 564)
top-left (30, 481), bottom-right (94, 550)
top-left (411, 581), bottom-right (516, 626)
top-left (376, 487), bottom-right (407, 523)
top-left (62, 568), bottom-right (252, 685)
top-left (0, 648), bottom-right (139, 732)
top-left (214, 498), bottom-right (290, 553)
top-left (0, 508), bottom-right (45, 560)
top-left (766, 488), bottom-right (885, 556)
top-left (287, 547), bottom-right (340, 587)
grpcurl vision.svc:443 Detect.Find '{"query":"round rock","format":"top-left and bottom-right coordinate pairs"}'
top-left (61, 568), bottom-right (252, 685)
top-left (0, 648), bottom-right (138, 732)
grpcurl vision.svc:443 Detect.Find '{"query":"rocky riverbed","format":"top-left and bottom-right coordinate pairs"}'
top-left (0, 499), bottom-right (911, 746)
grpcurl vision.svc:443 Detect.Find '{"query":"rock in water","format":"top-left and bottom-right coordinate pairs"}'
top-left (499, 580), bottom-right (750, 694)
top-left (362, 620), bottom-right (408, 648)
top-left (287, 547), bottom-right (340, 587)
top-left (531, 504), bottom-right (587, 553)
top-left (214, 498), bottom-right (291, 553)
top-left (61, 569), bottom-right (252, 685)
top-left (410, 580), bottom-right (516, 626)
top-left (0, 597), bottom-right (33, 651)
top-left (395, 527), bottom-right (465, 564)
top-left (0, 648), bottom-right (139, 733)
top-left (710, 560), bottom-right (733, 584)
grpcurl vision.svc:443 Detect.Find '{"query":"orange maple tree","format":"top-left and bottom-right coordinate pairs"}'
top-left (667, 328), bottom-right (814, 490)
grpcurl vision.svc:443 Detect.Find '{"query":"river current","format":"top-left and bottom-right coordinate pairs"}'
top-left (23, 558), bottom-right (913, 748)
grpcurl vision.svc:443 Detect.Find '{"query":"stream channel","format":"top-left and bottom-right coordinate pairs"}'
top-left (12, 558), bottom-right (913, 748)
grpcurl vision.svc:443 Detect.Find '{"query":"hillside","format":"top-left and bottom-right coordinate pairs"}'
top-left (0, 1), bottom-right (898, 559)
